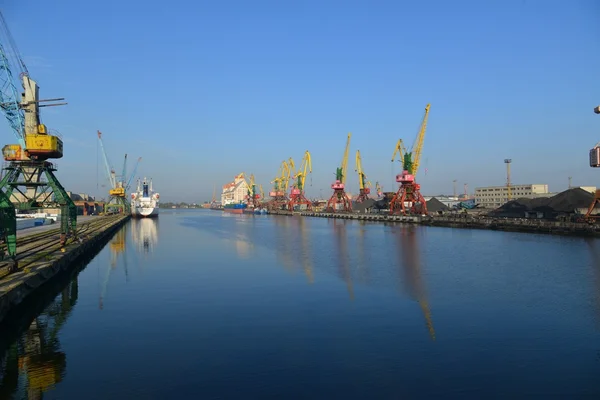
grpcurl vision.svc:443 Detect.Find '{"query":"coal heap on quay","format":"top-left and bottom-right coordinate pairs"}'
top-left (361, 194), bottom-right (448, 213)
top-left (487, 188), bottom-right (594, 218)
top-left (426, 197), bottom-right (449, 213)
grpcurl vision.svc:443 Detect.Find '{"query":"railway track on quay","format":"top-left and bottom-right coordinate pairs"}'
top-left (0, 215), bottom-right (125, 279)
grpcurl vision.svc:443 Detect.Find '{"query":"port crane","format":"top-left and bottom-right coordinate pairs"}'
top-left (245, 173), bottom-right (261, 208)
top-left (355, 150), bottom-right (372, 203)
top-left (390, 104), bottom-right (431, 215)
top-left (0, 11), bottom-right (76, 257)
top-left (97, 131), bottom-right (140, 214)
top-left (586, 105), bottom-right (600, 219)
top-left (327, 133), bottom-right (353, 212)
top-left (375, 181), bottom-right (383, 198)
top-left (268, 159), bottom-right (293, 211)
top-left (289, 151), bottom-right (312, 211)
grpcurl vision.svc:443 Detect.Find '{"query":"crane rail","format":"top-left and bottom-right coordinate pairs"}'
top-left (0, 215), bottom-right (124, 279)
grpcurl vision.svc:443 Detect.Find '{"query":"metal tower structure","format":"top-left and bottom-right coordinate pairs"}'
top-left (327, 133), bottom-right (352, 212)
top-left (288, 151), bottom-right (312, 211)
top-left (355, 150), bottom-right (372, 203)
top-left (0, 11), bottom-right (76, 253)
top-left (504, 159), bottom-right (512, 201)
top-left (97, 131), bottom-right (140, 214)
top-left (390, 104), bottom-right (431, 215)
top-left (268, 159), bottom-right (292, 211)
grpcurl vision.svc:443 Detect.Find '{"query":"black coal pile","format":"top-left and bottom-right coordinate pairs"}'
top-left (545, 188), bottom-right (593, 213)
top-left (426, 197), bottom-right (449, 212)
top-left (488, 188), bottom-right (594, 218)
top-left (352, 198), bottom-right (376, 213)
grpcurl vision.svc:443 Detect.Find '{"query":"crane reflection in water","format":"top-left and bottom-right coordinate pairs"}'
top-left (100, 225), bottom-right (130, 310)
top-left (273, 216), bottom-right (315, 284)
top-left (0, 277), bottom-right (78, 399)
top-left (331, 219), bottom-right (355, 300)
top-left (392, 225), bottom-right (436, 341)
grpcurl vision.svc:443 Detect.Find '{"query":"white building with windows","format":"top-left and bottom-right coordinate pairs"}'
top-left (221, 174), bottom-right (249, 205)
top-left (475, 184), bottom-right (551, 209)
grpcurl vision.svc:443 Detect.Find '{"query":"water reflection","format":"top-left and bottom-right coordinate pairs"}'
top-left (0, 278), bottom-right (77, 399)
top-left (584, 238), bottom-right (600, 324)
top-left (101, 225), bottom-right (130, 310)
top-left (393, 225), bottom-right (436, 340)
top-left (298, 217), bottom-right (314, 284)
top-left (273, 217), bottom-right (296, 273)
top-left (234, 235), bottom-right (253, 259)
top-left (355, 221), bottom-right (370, 285)
top-left (331, 219), bottom-right (354, 300)
top-left (131, 218), bottom-right (159, 256)
top-left (273, 217), bottom-right (315, 283)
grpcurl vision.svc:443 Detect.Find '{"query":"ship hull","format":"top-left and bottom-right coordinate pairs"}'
top-left (223, 208), bottom-right (244, 214)
top-left (132, 206), bottom-right (159, 218)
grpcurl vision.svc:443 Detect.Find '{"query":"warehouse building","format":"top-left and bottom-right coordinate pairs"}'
top-left (475, 184), bottom-right (552, 209)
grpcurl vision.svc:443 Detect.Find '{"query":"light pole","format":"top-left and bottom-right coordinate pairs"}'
top-left (504, 159), bottom-right (512, 201)
top-left (453, 179), bottom-right (457, 198)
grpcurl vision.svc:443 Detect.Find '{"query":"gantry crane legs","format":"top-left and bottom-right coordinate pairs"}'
top-left (389, 104), bottom-right (431, 215)
top-left (585, 105), bottom-right (600, 219)
top-left (288, 151), bottom-right (313, 211)
top-left (0, 11), bottom-right (76, 257)
top-left (355, 150), bottom-right (372, 203)
top-left (327, 133), bottom-right (353, 212)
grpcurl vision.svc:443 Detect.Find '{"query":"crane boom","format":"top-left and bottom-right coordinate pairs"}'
top-left (295, 151), bottom-right (312, 191)
top-left (121, 154), bottom-right (128, 186)
top-left (411, 104), bottom-right (430, 177)
top-left (355, 150), bottom-right (369, 190)
top-left (97, 131), bottom-right (116, 189)
top-left (125, 157), bottom-right (142, 191)
top-left (340, 133), bottom-right (351, 184)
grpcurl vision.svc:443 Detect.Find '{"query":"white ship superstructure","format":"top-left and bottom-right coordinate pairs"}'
top-left (131, 177), bottom-right (159, 218)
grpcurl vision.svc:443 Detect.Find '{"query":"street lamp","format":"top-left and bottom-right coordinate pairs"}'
top-left (594, 106), bottom-right (600, 114)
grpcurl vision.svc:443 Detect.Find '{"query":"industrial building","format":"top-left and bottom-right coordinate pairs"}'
top-left (475, 184), bottom-right (552, 208)
top-left (221, 173), bottom-right (249, 205)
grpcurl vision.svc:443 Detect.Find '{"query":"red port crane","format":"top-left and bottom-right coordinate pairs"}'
top-left (390, 104), bottom-right (431, 215)
top-left (288, 151), bottom-right (313, 211)
top-left (327, 133), bottom-right (352, 212)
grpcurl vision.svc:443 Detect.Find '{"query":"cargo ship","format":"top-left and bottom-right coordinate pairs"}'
top-left (242, 207), bottom-right (267, 215)
top-left (223, 203), bottom-right (247, 214)
top-left (131, 177), bottom-right (159, 218)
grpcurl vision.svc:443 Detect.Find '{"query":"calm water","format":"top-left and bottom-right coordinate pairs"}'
top-left (1, 210), bottom-right (600, 399)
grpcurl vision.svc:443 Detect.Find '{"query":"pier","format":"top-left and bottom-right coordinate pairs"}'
top-left (0, 214), bottom-right (129, 323)
top-left (266, 210), bottom-right (600, 237)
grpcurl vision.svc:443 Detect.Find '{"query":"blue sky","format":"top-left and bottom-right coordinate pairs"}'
top-left (2, 0), bottom-right (599, 202)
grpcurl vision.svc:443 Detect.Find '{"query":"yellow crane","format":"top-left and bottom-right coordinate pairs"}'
top-left (389, 103), bottom-right (431, 215)
top-left (355, 150), bottom-right (372, 203)
top-left (327, 133), bottom-right (353, 212)
top-left (244, 173), bottom-right (261, 208)
top-left (375, 181), bottom-right (383, 198)
top-left (268, 159), bottom-right (293, 211)
top-left (289, 150), bottom-right (313, 211)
